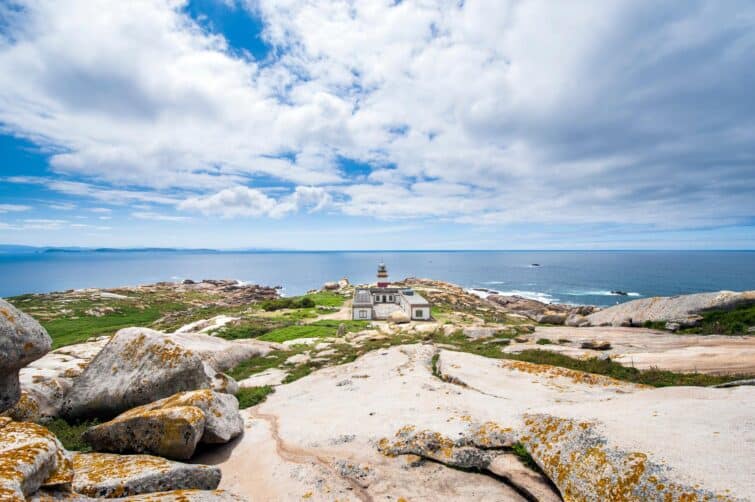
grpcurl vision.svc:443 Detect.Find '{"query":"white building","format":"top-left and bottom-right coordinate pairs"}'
top-left (352, 263), bottom-right (432, 321)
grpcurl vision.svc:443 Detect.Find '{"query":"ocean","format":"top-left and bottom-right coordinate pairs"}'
top-left (1, 250), bottom-right (754, 306)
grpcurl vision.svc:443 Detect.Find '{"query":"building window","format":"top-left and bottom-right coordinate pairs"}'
top-left (415, 309), bottom-right (423, 318)
top-left (388, 295), bottom-right (393, 302)
top-left (359, 310), bottom-right (367, 319)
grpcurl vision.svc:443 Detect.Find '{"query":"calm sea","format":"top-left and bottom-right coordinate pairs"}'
top-left (1, 250), bottom-right (754, 306)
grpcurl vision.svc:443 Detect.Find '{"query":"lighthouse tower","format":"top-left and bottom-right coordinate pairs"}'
top-left (376, 262), bottom-right (389, 288)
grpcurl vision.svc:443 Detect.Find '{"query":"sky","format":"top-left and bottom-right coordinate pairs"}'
top-left (0, 0), bottom-right (753, 250)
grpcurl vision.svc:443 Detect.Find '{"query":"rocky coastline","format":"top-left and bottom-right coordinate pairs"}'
top-left (1, 278), bottom-right (754, 500)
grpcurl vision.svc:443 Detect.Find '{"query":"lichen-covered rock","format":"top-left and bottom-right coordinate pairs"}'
top-left (3, 338), bottom-right (109, 422)
top-left (61, 328), bottom-right (218, 420)
top-left (519, 414), bottom-right (741, 501)
top-left (84, 390), bottom-right (242, 459)
top-left (378, 425), bottom-right (560, 502)
top-left (0, 299), bottom-right (52, 413)
top-left (119, 389), bottom-right (242, 444)
top-left (0, 418), bottom-right (73, 499)
top-left (83, 406), bottom-right (206, 460)
top-left (70, 452), bottom-right (221, 498)
top-left (113, 489), bottom-right (245, 501)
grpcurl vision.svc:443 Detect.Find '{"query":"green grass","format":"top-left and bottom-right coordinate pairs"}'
top-left (258, 320), bottom-right (368, 343)
top-left (235, 386), bottom-right (274, 409)
top-left (302, 291), bottom-right (345, 307)
top-left (683, 304), bottom-right (755, 335)
top-left (535, 338), bottom-right (552, 345)
top-left (215, 317), bottom-right (292, 340)
top-left (41, 304), bottom-right (184, 348)
top-left (506, 349), bottom-right (751, 387)
top-left (227, 350), bottom-right (294, 381)
top-left (511, 442), bottom-right (542, 473)
top-left (431, 353), bottom-right (441, 378)
top-left (259, 291), bottom-right (345, 312)
top-left (46, 418), bottom-right (99, 451)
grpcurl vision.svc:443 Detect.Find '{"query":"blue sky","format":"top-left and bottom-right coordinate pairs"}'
top-left (0, 0), bottom-right (753, 250)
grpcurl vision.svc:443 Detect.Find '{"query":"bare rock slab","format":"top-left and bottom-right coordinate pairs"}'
top-left (585, 290), bottom-right (755, 327)
top-left (0, 299), bottom-right (52, 413)
top-left (61, 328), bottom-right (217, 420)
top-left (71, 452), bottom-right (221, 498)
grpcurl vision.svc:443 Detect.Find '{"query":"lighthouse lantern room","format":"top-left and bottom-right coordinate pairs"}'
top-left (377, 262), bottom-right (389, 287)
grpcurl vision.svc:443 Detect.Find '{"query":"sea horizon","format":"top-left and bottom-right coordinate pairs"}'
top-left (3, 249), bottom-right (754, 306)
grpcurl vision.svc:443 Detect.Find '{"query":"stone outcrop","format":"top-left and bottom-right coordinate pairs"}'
top-left (70, 452), bottom-right (221, 498)
top-left (197, 345), bottom-right (753, 500)
top-left (0, 418), bottom-right (73, 499)
top-left (3, 338), bottom-right (109, 422)
top-left (0, 299), bottom-right (52, 413)
top-left (84, 390), bottom-right (242, 459)
top-left (519, 414), bottom-right (737, 501)
top-left (387, 310), bottom-right (410, 324)
top-left (113, 489), bottom-right (245, 501)
top-left (378, 426), bottom-right (560, 502)
top-left (84, 406), bottom-right (206, 460)
top-left (61, 328), bottom-right (234, 420)
top-left (585, 290), bottom-right (755, 327)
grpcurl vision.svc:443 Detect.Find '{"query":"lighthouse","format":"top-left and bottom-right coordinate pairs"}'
top-left (376, 262), bottom-right (389, 287)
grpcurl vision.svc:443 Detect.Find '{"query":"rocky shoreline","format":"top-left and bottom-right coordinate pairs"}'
top-left (1, 278), bottom-right (754, 500)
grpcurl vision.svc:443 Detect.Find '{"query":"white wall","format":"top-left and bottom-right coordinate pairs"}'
top-left (410, 306), bottom-right (430, 320)
top-left (353, 308), bottom-right (372, 320)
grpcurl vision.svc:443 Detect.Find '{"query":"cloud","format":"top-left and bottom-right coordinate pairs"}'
top-left (0, 0), bottom-right (752, 230)
top-left (178, 185), bottom-right (331, 218)
top-left (132, 211), bottom-right (191, 222)
top-left (0, 204), bottom-right (31, 213)
top-left (48, 202), bottom-right (76, 210)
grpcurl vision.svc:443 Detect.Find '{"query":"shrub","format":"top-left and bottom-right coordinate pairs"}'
top-left (236, 386), bottom-right (274, 409)
top-left (536, 338), bottom-right (552, 345)
top-left (46, 418), bottom-right (99, 451)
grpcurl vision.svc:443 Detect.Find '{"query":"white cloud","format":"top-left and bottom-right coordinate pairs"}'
top-left (132, 211), bottom-right (191, 222)
top-left (0, 204), bottom-right (31, 213)
top-left (179, 185), bottom-right (331, 218)
top-left (0, 0), bottom-right (752, 230)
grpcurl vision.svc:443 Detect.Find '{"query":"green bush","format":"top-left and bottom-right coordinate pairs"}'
top-left (536, 338), bottom-right (552, 345)
top-left (46, 418), bottom-right (99, 451)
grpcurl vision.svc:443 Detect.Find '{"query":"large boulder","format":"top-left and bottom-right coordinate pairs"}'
top-left (0, 299), bottom-right (52, 412)
top-left (388, 310), bottom-right (410, 324)
top-left (84, 390), bottom-right (242, 459)
top-left (61, 328), bottom-right (232, 420)
top-left (3, 338), bottom-right (109, 422)
top-left (114, 490), bottom-right (244, 501)
top-left (0, 418), bottom-right (73, 499)
top-left (585, 290), bottom-right (755, 327)
top-left (70, 452), bottom-right (221, 498)
top-left (83, 406), bottom-right (206, 460)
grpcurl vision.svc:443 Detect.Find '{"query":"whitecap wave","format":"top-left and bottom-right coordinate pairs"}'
top-left (562, 290), bottom-right (641, 297)
top-left (467, 288), bottom-right (556, 304)
top-left (482, 280), bottom-right (506, 285)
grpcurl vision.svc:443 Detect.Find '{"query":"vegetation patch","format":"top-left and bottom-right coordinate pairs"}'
top-left (46, 418), bottom-right (100, 451)
top-left (511, 442), bottom-right (543, 473)
top-left (236, 386), bottom-right (274, 409)
top-left (215, 317), bottom-right (292, 340)
top-left (260, 291), bottom-right (344, 312)
top-left (505, 349), bottom-right (751, 387)
top-left (535, 338), bottom-right (552, 345)
top-left (682, 304), bottom-right (755, 336)
top-left (259, 320), bottom-right (368, 343)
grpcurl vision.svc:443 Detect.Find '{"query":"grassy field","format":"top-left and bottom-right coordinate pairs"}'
top-left (258, 320), bottom-right (368, 343)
